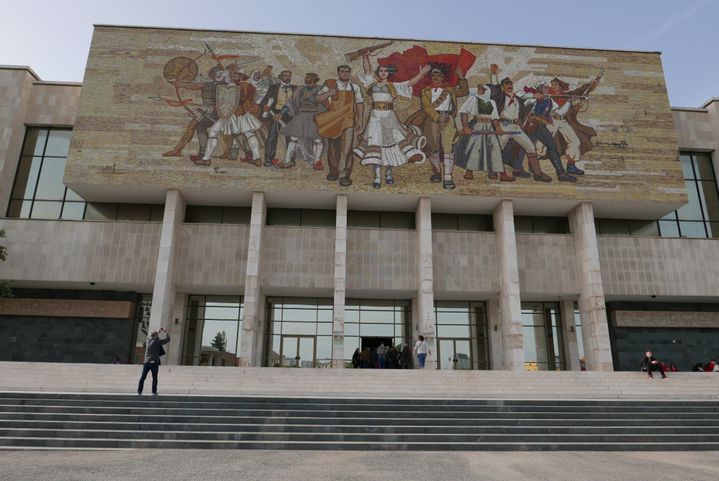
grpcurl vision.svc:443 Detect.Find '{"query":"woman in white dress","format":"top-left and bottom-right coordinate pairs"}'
top-left (353, 52), bottom-right (430, 189)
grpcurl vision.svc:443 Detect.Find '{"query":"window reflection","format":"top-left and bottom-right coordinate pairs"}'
top-left (184, 295), bottom-right (243, 366)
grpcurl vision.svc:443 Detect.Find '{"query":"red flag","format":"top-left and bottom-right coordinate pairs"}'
top-left (378, 46), bottom-right (475, 96)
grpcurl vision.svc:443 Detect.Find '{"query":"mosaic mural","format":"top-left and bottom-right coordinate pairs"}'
top-left (66, 26), bottom-right (683, 202)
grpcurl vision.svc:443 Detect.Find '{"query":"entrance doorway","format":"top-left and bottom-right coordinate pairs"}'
top-left (361, 337), bottom-right (393, 351)
top-left (437, 339), bottom-right (472, 370)
top-left (280, 335), bottom-right (316, 368)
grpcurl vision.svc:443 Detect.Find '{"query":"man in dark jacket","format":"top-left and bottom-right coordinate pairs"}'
top-left (640, 350), bottom-right (668, 379)
top-left (137, 327), bottom-right (171, 395)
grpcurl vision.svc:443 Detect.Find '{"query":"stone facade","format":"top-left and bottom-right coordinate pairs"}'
top-left (1, 30), bottom-right (718, 372)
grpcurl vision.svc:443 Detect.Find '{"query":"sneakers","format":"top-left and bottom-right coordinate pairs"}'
top-left (385, 173), bottom-right (394, 185)
top-left (443, 180), bottom-right (456, 190)
top-left (339, 177), bottom-right (352, 187)
top-left (372, 179), bottom-right (381, 189)
top-left (326, 172), bottom-right (339, 181)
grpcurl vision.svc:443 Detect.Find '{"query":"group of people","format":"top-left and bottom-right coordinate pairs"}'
top-left (351, 342), bottom-right (412, 369)
top-left (351, 335), bottom-right (432, 369)
top-left (162, 46), bottom-right (601, 190)
top-left (692, 359), bottom-right (719, 372)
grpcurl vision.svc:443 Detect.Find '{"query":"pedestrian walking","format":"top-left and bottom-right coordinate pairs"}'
top-left (413, 335), bottom-right (431, 369)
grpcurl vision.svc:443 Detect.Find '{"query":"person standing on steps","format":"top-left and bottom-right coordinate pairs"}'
top-left (640, 350), bottom-right (668, 379)
top-left (138, 327), bottom-right (171, 395)
top-left (413, 335), bottom-right (431, 369)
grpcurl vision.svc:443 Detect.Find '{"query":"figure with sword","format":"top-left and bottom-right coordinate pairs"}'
top-left (544, 70), bottom-right (603, 175)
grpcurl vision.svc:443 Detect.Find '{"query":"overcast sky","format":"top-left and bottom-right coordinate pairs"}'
top-left (2, 0), bottom-right (716, 107)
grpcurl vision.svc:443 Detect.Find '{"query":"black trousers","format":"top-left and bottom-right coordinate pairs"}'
top-left (138, 362), bottom-right (159, 394)
top-left (647, 363), bottom-right (667, 378)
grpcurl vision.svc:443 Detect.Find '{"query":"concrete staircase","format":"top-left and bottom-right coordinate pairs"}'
top-left (0, 393), bottom-right (718, 450)
top-left (0, 362), bottom-right (717, 450)
top-left (1, 362), bottom-right (719, 399)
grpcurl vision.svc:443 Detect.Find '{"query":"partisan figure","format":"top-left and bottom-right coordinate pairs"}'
top-left (354, 51), bottom-right (429, 189)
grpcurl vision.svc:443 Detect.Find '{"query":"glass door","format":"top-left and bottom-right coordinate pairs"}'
top-left (280, 335), bottom-right (316, 367)
top-left (438, 339), bottom-right (473, 370)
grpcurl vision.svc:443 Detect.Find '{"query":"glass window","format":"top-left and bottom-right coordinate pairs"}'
top-left (34, 157), bottom-right (67, 200)
top-left (61, 202), bottom-right (86, 220)
top-left (698, 181), bottom-right (719, 221)
top-left (629, 220), bottom-right (659, 236)
top-left (457, 214), bottom-right (493, 232)
top-left (117, 204), bottom-right (151, 221)
top-left (380, 211), bottom-right (415, 229)
top-left (693, 152), bottom-right (715, 181)
top-left (222, 207), bottom-right (251, 224)
top-left (532, 217), bottom-right (570, 234)
top-left (679, 153), bottom-right (695, 179)
top-left (22, 128), bottom-right (48, 156)
top-left (521, 302), bottom-right (564, 371)
top-left (266, 208), bottom-right (301, 226)
top-left (679, 222), bottom-right (707, 238)
top-left (150, 205), bottom-right (165, 222)
top-left (84, 203), bottom-right (119, 221)
top-left (658, 220), bottom-right (680, 237)
top-left (348, 210), bottom-right (380, 228)
top-left (11, 156), bottom-right (42, 199)
top-left (7, 200), bottom-right (32, 218)
top-left (598, 219), bottom-right (630, 236)
top-left (186, 295), bottom-right (243, 365)
top-left (30, 201), bottom-right (62, 219)
top-left (514, 216), bottom-right (533, 233)
top-left (44, 130), bottom-right (72, 157)
top-left (660, 152), bottom-right (719, 238)
top-left (186, 206), bottom-right (223, 223)
top-left (432, 213), bottom-right (458, 230)
top-left (677, 182), bottom-right (704, 221)
top-left (301, 209), bottom-right (335, 227)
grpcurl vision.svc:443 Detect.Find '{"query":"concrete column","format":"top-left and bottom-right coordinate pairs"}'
top-left (560, 300), bottom-right (581, 371)
top-left (569, 202), bottom-right (613, 371)
top-left (492, 200), bottom-right (524, 371)
top-left (415, 197), bottom-right (436, 369)
top-left (487, 298), bottom-right (503, 369)
top-left (148, 190), bottom-right (186, 364)
top-left (332, 195), bottom-right (348, 368)
top-left (239, 192), bottom-right (266, 367)
top-left (165, 293), bottom-right (188, 366)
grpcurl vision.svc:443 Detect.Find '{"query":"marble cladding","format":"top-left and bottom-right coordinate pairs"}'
top-left (261, 226), bottom-right (335, 290)
top-left (598, 236), bottom-right (719, 297)
top-left (175, 223), bottom-right (249, 289)
top-left (25, 82), bottom-right (81, 126)
top-left (432, 231), bottom-right (498, 294)
top-left (346, 228), bottom-right (417, 292)
top-left (672, 103), bottom-right (718, 151)
top-left (0, 219), bottom-right (160, 287)
top-left (516, 233), bottom-right (579, 296)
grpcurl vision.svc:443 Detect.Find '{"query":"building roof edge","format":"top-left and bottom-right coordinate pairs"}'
top-left (0, 65), bottom-right (40, 80)
top-left (91, 24), bottom-right (664, 56)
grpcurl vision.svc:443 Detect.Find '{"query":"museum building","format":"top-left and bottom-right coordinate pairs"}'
top-left (0, 25), bottom-right (718, 372)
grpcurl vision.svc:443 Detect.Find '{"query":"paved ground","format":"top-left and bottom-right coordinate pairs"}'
top-left (0, 450), bottom-right (718, 481)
